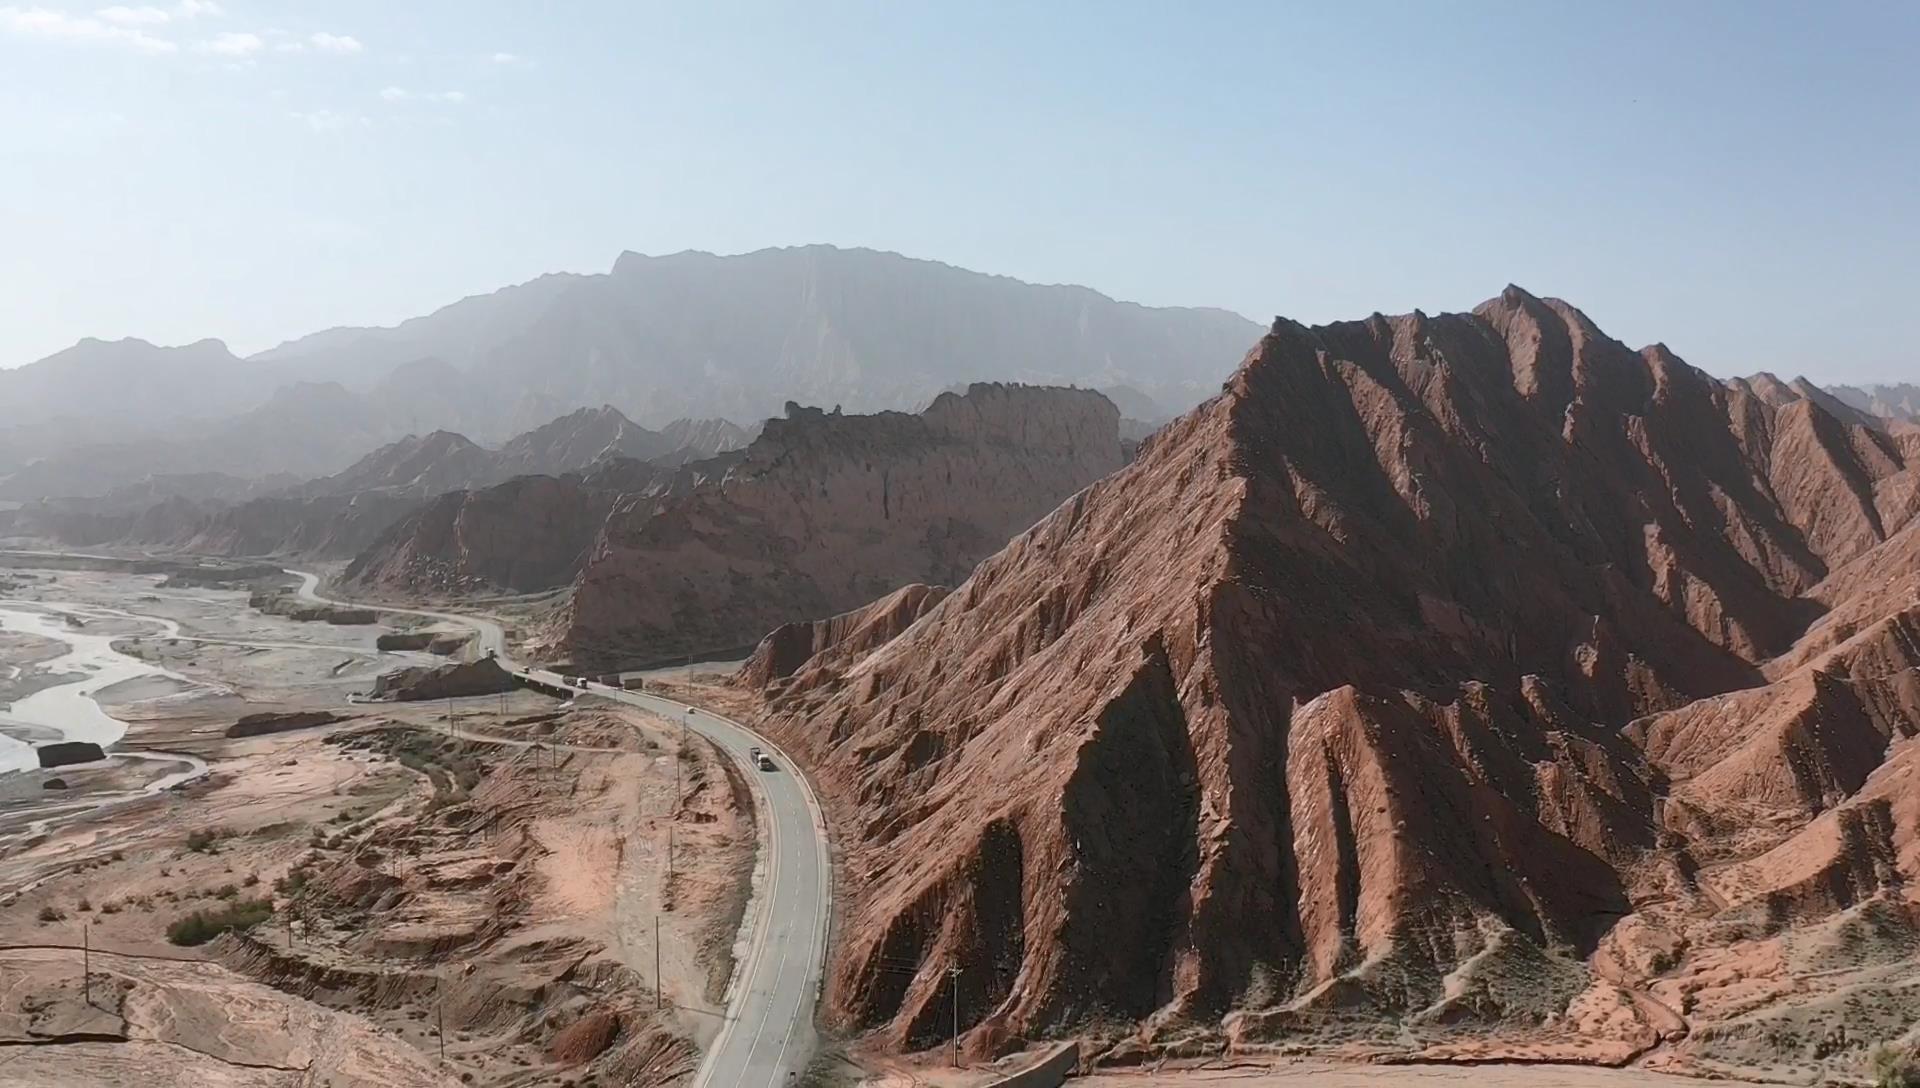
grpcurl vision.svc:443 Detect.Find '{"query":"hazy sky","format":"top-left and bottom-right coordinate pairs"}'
top-left (3, 1), bottom-right (1916, 383)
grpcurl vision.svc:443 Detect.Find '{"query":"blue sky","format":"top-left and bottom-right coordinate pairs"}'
top-left (2, 1), bottom-right (1915, 383)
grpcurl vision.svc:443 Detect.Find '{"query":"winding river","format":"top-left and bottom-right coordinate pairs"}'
top-left (0, 600), bottom-right (207, 791)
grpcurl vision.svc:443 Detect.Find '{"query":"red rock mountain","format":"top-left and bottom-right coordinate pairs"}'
top-left (750, 288), bottom-right (1920, 1074)
top-left (740, 583), bottom-right (950, 688)
top-left (341, 456), bottom-right (727, 595)
top-left (551, 384), bottom-right (1123, 667)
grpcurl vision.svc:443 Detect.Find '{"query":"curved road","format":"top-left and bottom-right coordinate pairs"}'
top-left (288, 571), bottom-right (828, 1088)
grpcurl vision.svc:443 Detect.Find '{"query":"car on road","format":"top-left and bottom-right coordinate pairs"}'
top-left (756, 752), bottom-right (777, 772)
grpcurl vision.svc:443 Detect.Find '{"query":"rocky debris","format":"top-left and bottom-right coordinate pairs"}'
top-left (370, 657), bottom-right (515, 702)
top-left (36, 741), bottom-right (105, 768)
top-left (749, 287), bottom-right (1920, 1066)
top-left (41, 777), bottom-right (68, 790)
top-left (740, 583), bottom-right (949, 689)
top-left (248, 590), bottom-right (376, 625)
top-left (224, 710), bottom-right (344, 738)
top-left (552, 383), bottom-right (1124, 668)
top-left (547, 1009), bottom-right (623, 1065)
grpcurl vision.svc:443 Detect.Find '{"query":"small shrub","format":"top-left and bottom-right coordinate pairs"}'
top-left (99, 901), bottom-right (121, 915)
top-left (185, 827), bottom-right (227, 854)
top-left (36, 905), bottom-right (65, 923)
top-left (1874, 1043), bottom-right (1920, 1088)
top-left (242, 874), bottom-right (259, 887)
top-left (109, 850), bottom-right (124, 862)
top-left (76, 897), bottom-right (91, 912)
top-left (215, 883), bottom-right (239, 900)
top-left (165, 898), bottom-right (274, 946)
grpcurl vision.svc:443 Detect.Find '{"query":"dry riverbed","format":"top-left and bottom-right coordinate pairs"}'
top-left (0, 562), bottom-right (756, 1087)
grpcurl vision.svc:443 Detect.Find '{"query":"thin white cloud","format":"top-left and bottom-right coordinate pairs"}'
top-left (380, 86), bottom-right (466, 105)
top-left (1, 5), bottom-right (177, 52)
top-left (307, 30), bottom-right (359, 53)
top-left (290, 108), bottom-right (364, 132)
top-left (490, 51), bottom-right (517, 64)
top-left (94, 0), bottom-right (216, 25)
top-left (96, 5), bottom-right (167, 24)
top-left (194, 28), bottom-right (257, 55)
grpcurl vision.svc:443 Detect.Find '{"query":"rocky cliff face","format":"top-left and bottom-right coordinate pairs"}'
top-left (340, 452), bottom-right (747, 595)
top-left (551, 384), bottom-right (1122, 667)
top-left (343, 473), bottom-right (635, 594)
top-left (739, 583), bottom-right (949, 689)
top-left (750, 289), bottom-right (1920, 1071)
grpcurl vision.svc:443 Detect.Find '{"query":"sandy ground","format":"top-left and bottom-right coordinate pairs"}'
top-left (0, 563), bottom-right (757, 1087)
top-left (1065, 1065), bottom-right (1775, 1087)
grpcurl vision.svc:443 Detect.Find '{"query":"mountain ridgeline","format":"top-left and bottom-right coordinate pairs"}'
top-left (0, 246), bottom-right (1260, 500)
top-left (546, 383), bottom-right (1125, 667)
top-left (5, 407), bottom-right (751, 561)
top-left (739, 288), bottom-right (1920, 1071)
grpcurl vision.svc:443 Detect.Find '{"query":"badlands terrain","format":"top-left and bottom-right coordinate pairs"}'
top-left (0, 558), bottom-right (752, 1086)
top-left (8, 278), bottom-right (1920, 1088)
top-left (738, 289), bottom-right (1920, 1086)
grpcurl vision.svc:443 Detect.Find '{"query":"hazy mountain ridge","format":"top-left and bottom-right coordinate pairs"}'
top-left (0, 406), bottom-right (746, 561)
top-left (1, 246), bottom-right (1259, 500)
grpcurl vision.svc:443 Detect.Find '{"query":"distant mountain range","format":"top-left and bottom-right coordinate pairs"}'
top-left (0, 405), bottom-right (752, 559)
top-left (1828, 382), bottom-right (1920, 424)
top-left (0, 246), bottom-right (1261, 500)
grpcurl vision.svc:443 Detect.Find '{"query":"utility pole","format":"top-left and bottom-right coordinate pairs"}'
top-left (446, 696), bottom-right (455, 736)
top-left (82, 923), bottom-right (90, 1008)
top-left (668, 823), bottom-right (674, 878)
top-left (949, 965), bottom-right (961, 1068)
top-left (436, 975), bottom-right (446, 1064)
top-left (654, 915), bottom-right (664, 1009)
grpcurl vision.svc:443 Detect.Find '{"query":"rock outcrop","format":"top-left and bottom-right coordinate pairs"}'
top-left (225, 711), bottom-right (345, 738)
top-left (342, 455), bottom-right (738, 595)
top-left (739, 583), bottom-right (949, 689)
top-left (551, 384), bottom-right (1123, 668)
top-left (344, 474), bottom-right (631, 594)
top-left (249, 590), bottom-right (377, 625)
top-left (37, 741), bottom-right (106, 768)
top-left (749, 288), bottom-right (1920, 1067)
top-left (369, 658), bottom-right (515, 702)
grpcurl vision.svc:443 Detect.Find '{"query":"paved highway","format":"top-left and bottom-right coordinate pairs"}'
top-left (288, 571), bottom-right (829, 1087)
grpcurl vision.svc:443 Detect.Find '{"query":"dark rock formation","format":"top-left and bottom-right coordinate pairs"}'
top-left (225, 711), bottom-right (344, 738)
top-left (370, 658), bottom-right (516, 702)
top-left (37, 741), bottom-right (106, 768)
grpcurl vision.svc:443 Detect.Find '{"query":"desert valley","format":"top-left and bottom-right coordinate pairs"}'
top-left (3, 245), bottom-right (1920, 1088)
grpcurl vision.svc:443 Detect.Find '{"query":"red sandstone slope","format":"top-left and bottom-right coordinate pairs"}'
top-left (753, 288), bottom-right (1920, 1065)
top-left (739, 583), bottom-right (950, 688)
top-left (550, 384), bottom-right (1123, 667)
